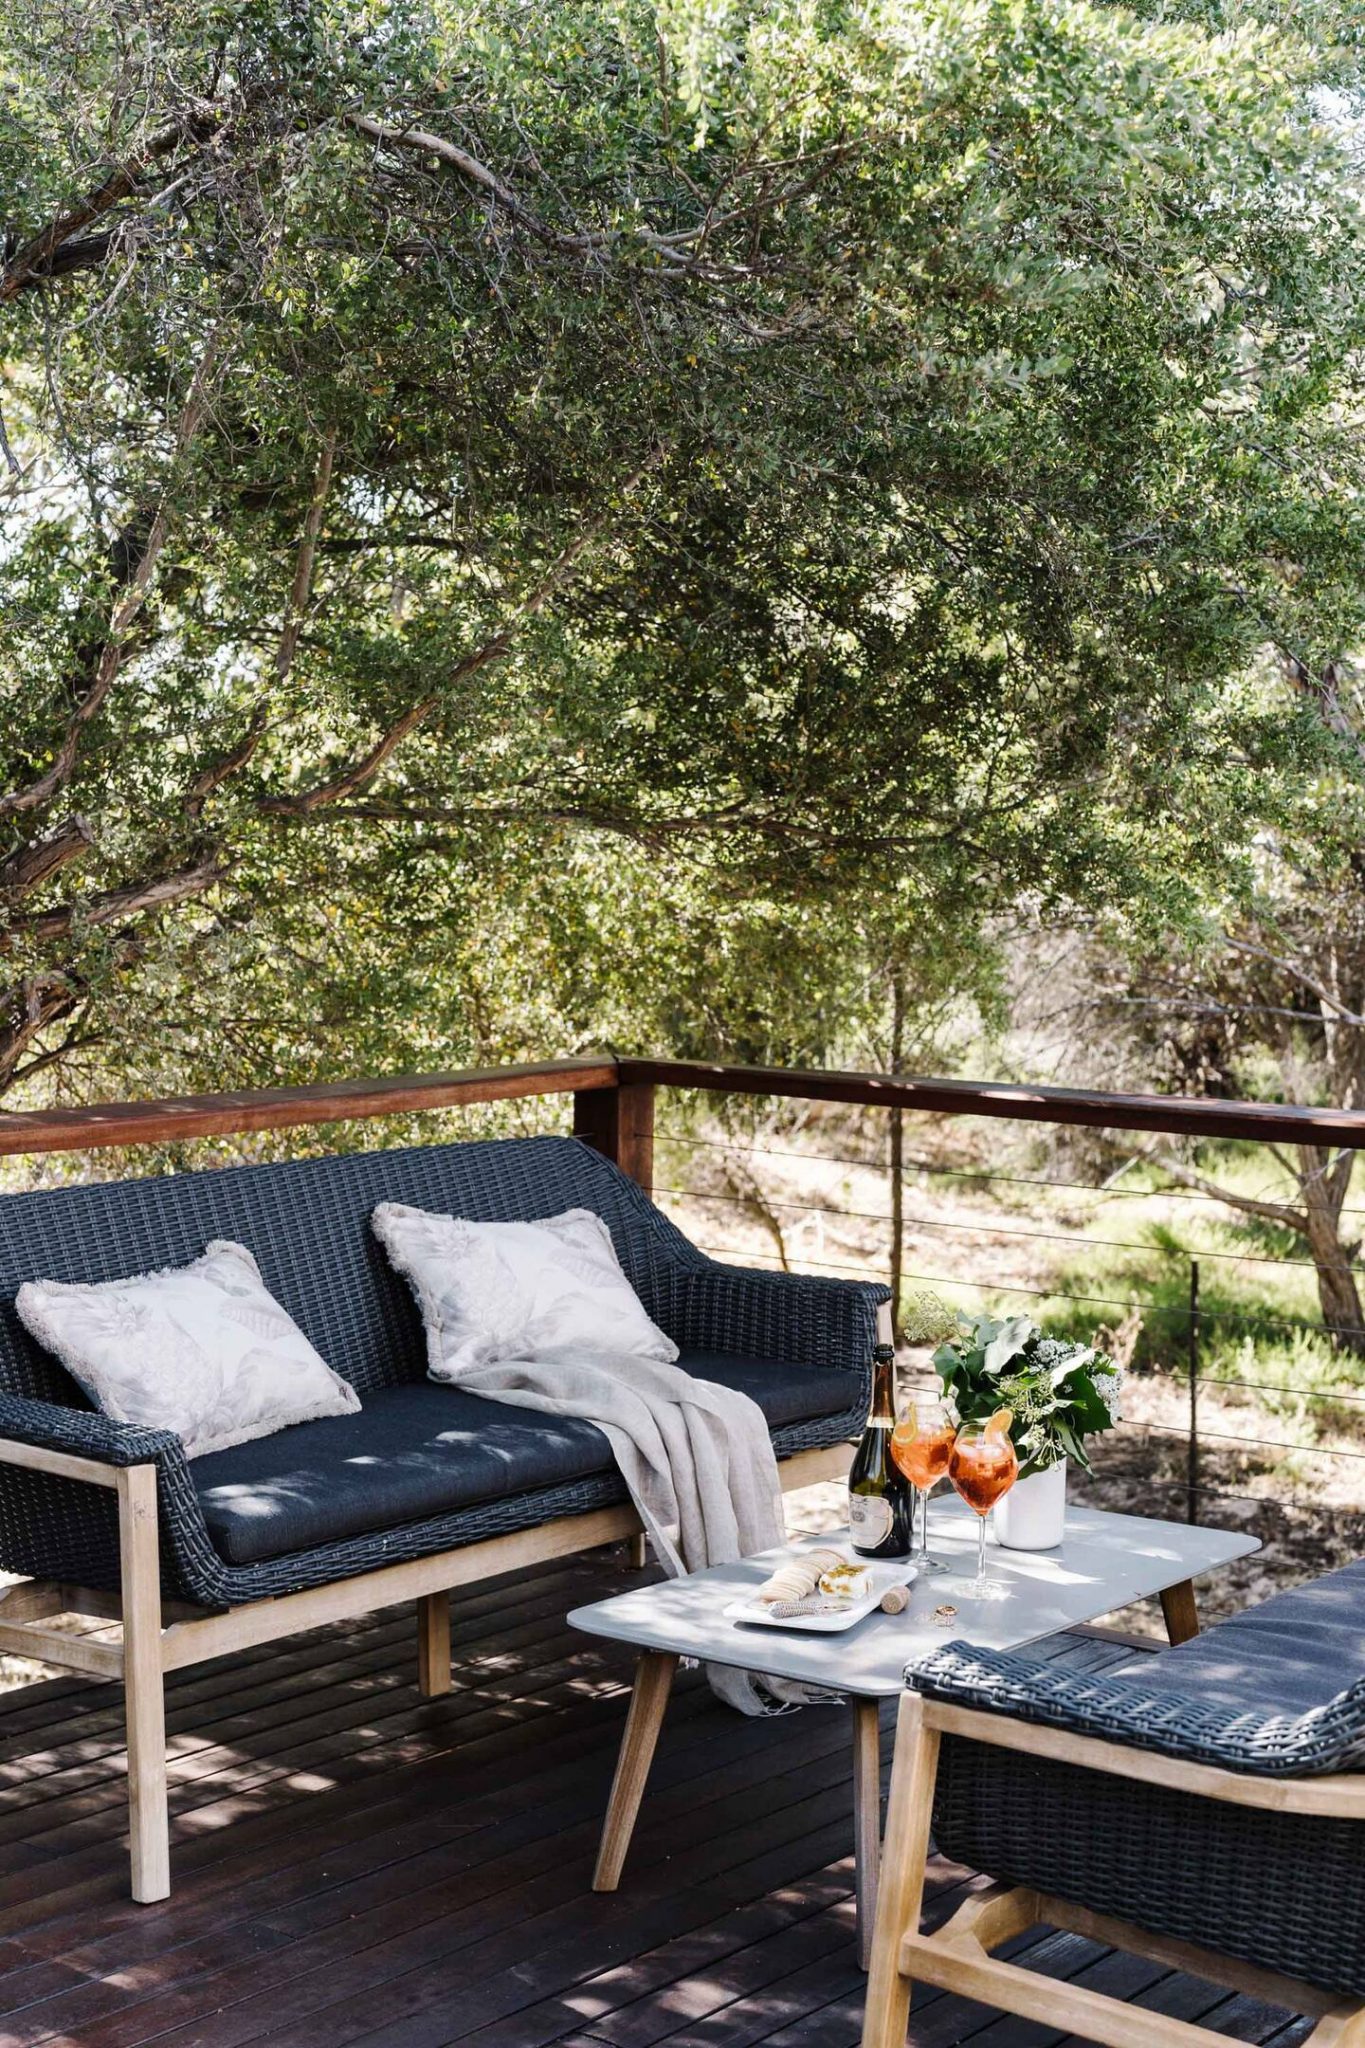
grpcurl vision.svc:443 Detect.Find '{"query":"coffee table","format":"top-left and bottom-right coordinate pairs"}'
top-left (569, 1499), bottom-right (1259, 1965)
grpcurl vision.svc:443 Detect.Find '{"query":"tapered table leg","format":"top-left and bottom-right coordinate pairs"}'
top-left (593, 1650), bottom-right (678, 1891)
top-left (1160, 1579), bottom-right (1199, 1645)
top-left (852, 1695), bottom-right (882, 1969)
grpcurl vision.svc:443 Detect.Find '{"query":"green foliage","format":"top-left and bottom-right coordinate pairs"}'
top-left (933, 1309), bottom-right (1122, 1472)
top-left (0, 0), bottom-right (1361, 1095)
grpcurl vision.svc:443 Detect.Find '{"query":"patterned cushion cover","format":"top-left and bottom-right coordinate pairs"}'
top-left (371, 1201), bottom-right (677, 1379)
top-left (15, 1241), bottom-right (360, 1459)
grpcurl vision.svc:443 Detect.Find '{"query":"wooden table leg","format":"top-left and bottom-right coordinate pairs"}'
top-left (1160, 1579), bottom-right (1199, 1645)
top-left (593, 1650), bottom-right (677, 1892)
top-left (852, 1696), bottom-right (882, 1970)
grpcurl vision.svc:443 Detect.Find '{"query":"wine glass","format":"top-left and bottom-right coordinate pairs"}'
top-left (890, 1392), bottom-right (956, 1573)
top-left (947, 1414), bottom-right (1018, 1601)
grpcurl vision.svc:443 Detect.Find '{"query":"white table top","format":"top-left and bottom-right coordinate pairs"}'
top-left (568, 1501), bottom-right (1259, 1698)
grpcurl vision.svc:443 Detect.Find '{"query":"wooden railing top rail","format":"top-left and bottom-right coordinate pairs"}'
top-left (621, 1057), bottom-right (1365, 1150)
top-left (0, 1050), bottom-right (1359, 1161)
top-left (0, 1058), bottom-right (616, 1159)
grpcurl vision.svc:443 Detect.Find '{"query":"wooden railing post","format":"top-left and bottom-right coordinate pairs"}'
top-left (574, 1077), bottom-right (655, 1192)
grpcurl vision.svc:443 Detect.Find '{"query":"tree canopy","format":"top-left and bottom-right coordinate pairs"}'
top-left (1, 0), bottom-right (1363, 1097)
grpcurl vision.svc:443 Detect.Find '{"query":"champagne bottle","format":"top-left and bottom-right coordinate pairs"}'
top-left (847, 1341), bottom-right (913, 1558)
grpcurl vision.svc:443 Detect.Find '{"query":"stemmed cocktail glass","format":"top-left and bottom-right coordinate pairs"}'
top-left (890, 1393), bottom-right (956, 1573)
top-left (947, 1412), bottom-right (1018, 1601)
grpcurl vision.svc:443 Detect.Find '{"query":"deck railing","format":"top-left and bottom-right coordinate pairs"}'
top-left (4, 1052), bottom-right (1364, 1542)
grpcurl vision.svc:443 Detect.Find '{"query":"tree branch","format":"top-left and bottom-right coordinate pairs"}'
top-left (184, 426), bottom-right (339, 818)
top-left (0, 969), bottom-right (83, 1088)
top-left (1145, 1148), bottom-right (1308, 1236)
top-left (0, 113), bottom-right (208, 304)
top-left (259, 450), bottom-right (662, 817)
top-left (14, 854), bottom-right (223, 943)
top-left (0, 338), bottom-right (222, 820)
top-left (345, 114), bottom-right (848, 276)
top-left (183, 708), bottom-right (268, 818)
top-left (258, 689), bottom-right (448, 817)
top-left (0, 816), bottom-right (94, 895)
top-left (275, 426), bottom-right (338, 688)
top-left (1223, 935), bottom-right (1365, 1026)
top-left (345, 114), bottom-right (562, 245)
top-left (272, 795), bottom-right (954, 857)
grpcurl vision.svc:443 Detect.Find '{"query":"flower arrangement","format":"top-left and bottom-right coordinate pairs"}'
top-left (927, 1310), bottom-right (1123, 1477)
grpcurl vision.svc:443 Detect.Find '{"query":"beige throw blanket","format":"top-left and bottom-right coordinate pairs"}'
top-left (455, 1350), bottom-right (826, 1713)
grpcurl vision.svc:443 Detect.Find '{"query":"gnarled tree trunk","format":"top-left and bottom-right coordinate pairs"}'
top-left (1297, 1144), bottom-right (1365, 1353)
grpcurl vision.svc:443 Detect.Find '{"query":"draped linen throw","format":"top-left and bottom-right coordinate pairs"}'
top-left (449, 1350), bottom-right (829, 1714)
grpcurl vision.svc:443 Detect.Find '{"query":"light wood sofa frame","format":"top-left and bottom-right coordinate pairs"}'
top-left (0, 1436), bottom-right (851, 1904)
top-left (0, 1057), bottom-right (862, 1903)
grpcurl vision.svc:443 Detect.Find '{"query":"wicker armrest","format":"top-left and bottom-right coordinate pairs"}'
top-left (0, 1393), bottom-right (179, 1468)
top-left (910, 1641), bottom-right (1365, 1779)
top-left (654, 1262), bottom-right (888, 1372)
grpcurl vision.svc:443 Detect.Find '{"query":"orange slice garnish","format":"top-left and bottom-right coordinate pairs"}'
top-left (985, 1407), bottom-right (1013, 1437)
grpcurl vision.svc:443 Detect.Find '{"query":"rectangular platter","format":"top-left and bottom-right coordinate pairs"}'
top-left (723, 1553), bottom-right (919, 1634)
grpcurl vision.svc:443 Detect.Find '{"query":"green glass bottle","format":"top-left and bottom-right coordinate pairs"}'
top-left (847, 1341), bottom-right (913, 1558)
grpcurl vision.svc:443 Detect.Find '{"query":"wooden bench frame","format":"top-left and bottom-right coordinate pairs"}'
top-left (0, 1437), bottom-right (854, 1904)
top-left (0, 1059), bottom-right (880, 1902)
top-left (861, 1691), bottom-right (1365, 2048)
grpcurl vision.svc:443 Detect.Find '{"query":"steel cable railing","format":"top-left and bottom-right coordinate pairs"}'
top-left (662, 1129), bottom-right (1365, 1222)
top-left (657, 1180), bottom-right (1331, 1272)
top-left (650, 1098), bottom-right (1365, 1538)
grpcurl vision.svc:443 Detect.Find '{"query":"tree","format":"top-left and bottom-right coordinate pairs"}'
top-left (1, 0), bottom-right (1363, 1103)
top-left (1093, 751), bottom-right (1365, 1349)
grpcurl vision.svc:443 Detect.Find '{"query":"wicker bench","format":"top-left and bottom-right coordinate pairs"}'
top-left (861, 1558), bottom-right (1365, 2048)
top-left (0, 1133), bottom-right (884, 1901)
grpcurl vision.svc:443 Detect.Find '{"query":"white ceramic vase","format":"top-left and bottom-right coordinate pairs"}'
top-left (994, 1458), bottom-right (1067, 1551)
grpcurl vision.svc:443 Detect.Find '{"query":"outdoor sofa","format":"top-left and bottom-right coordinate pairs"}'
top-left (0, 1134), bottom-right (885, 1901)
top-left (861, 1557), bottom-right (1365, 2048)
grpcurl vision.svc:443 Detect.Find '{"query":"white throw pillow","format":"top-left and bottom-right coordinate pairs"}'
top-left (15, 1241), bottom-right (360, 1459)
top-left (371, 1202), bottom-right (678, 1380)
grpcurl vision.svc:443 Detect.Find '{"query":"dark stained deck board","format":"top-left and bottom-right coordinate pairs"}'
top-left (0, 1546), bottom-right (1311, 2048)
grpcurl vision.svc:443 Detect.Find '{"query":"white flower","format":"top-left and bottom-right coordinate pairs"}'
top-left (1090, 1363), bottom-right (1123, 1425)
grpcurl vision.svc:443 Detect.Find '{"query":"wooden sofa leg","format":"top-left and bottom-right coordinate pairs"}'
top-left (117, 1464), bottom-right (169, 1904)
top-left (627, 1532), bottom-right (649, 1569)
top-left (861, 1694), bottom-right (940, 2048)
top-left (417, 1591), bottom-right (452, 1697)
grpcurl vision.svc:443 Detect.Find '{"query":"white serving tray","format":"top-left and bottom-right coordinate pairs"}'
top-left (724, 1554), bottom-right (919, 1633)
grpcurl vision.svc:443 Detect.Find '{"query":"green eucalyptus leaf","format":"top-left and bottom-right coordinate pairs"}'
top-left (983, 1316), bottom-right (1037, 1376)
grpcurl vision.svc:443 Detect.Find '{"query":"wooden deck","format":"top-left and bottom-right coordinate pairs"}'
top-left (0, 1546), bottom-right (1318, 2048)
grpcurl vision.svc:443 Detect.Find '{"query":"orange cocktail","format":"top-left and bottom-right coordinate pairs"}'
top-left (948, 1410), bottom-right (1018, 1599)
top-left (891, 1398), bottom-right (956, 1572)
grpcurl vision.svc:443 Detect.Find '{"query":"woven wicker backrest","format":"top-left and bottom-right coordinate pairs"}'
top-left (0, 1136), bottom-right (696, 1404)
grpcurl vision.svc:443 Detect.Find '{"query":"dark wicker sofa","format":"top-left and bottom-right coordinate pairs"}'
top-left (0, 1134), bottom-right (884, 1903)
top-left (861, 1559), bottom-right (1365, 2048)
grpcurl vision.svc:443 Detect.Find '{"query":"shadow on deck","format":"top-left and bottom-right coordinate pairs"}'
top-left (0, 1548), bottom-right (1319, 2048)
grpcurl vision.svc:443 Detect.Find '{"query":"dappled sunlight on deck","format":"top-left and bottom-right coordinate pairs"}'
top-left (0, 1544), bottom-right (1316, 2048)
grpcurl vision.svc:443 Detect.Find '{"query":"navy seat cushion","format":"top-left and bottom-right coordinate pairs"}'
top-left (192, 1351), bottom-right (855, 1566)
top-left (1108, 1555), bottom-right (1365, 1718)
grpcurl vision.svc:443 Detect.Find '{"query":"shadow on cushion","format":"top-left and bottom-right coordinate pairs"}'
top-left (192, 1351), bottom-right (854, 1565)
top-left (1105, 1555), bottom-right (1365, 1718)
